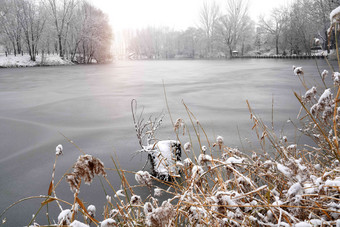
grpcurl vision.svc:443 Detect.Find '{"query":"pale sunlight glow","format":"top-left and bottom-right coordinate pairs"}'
top-left (92, 0), bottom-right (291, 31)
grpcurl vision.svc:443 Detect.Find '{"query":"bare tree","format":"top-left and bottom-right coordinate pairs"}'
top-left (17, 0), bottom-right (46, 61)
top-left (46, 0), bottom-right (77, 58)
top-left (199, 0), bottom-right (220, 57)
top-left (0, 0), bottom-right (22, 55)
top-left (216, 0), bottom-right (249, 58)
top-left (258, 8), bottom-right (287, 55)
top-left (75, 1), bottom-right (112, 63)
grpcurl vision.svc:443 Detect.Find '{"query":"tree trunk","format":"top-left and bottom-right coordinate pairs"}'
top-left (58, 34), bottom-right (63, 58)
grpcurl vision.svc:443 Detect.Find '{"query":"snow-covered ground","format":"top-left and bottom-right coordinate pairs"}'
top-left (0, 54), bottom-right (73, 67)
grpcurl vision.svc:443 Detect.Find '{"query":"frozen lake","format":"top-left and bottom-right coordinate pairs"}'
top-left (0, 59), bottom-right (334, 225)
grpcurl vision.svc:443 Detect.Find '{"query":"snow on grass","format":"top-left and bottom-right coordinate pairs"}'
top-left (0, 54), bottom-right (73, 67)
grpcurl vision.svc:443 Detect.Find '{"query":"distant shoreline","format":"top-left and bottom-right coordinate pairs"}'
top-left (0, 54), bottom-right (335, 68)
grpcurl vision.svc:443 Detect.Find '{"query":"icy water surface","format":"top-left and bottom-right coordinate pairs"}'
top-left (0, 59), bottom-right (334, 225)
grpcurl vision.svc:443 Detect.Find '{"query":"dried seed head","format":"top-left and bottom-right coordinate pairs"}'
top-left (216, 136), bottom-right (224, 145)
top-left (58, 209), bottom-right (72, 226)
top-left (56, 144), bottom-right (63, 156)
top-left (114, 189), bottom-right (125, 198)
top-left (100, 218), bottom-right (116, 227)
top-left (144, 202), bottom-right (154, 214)
top-left (333, 72), bottom-right (340, 85)
top-left (184, 142), bottom-right (191, 152)
top-left (191, 165), bottom-right (204, 182)
top-left (66, 155), bottom-right (106, 193)
top-left (303, 86), bottom-right (317, 102)
top-left (130, 195), bottom-right (142, 205)
top-left (201, 146), bottom-right (207, 153)
top-left (252, 152), bottom-right (258, 161)
top-left (109, 209), bottom-right (119, 218)
top-left (314, 38), bottom-right (320, 46)
top-left (322, 70), bottom-right (328, 80)
top-left (135, 171), bottom-right (152, 187)
top-left (294, 67), bottom-right (303, 76)
top-left (72, 203), bottom-right (79, 214)
top-left (106, 195), bottom-right (111, 203)
top-left (287, 144), bottom-right (297, 153)
top-left (174, 118), bottom-right (185, 134)
top-left (198, 154), bottom-right (212, 165)
top-left (65, 173), bottom-right (80, 193)
top-left (87, 205), bottom-right (96, 218)
top-left (145, 200), bottom-right (174, 226)
top-left (183, 158), bottom-right (193, 168)
top-left (154, 187), bottom-right (162, 197)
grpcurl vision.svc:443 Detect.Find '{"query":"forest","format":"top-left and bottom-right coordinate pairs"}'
top-left (1, 0), bottom-right (340, 62)
top-left (120, 0), bottom-right (340, 59)
top-left (0, 0), bottom-right (113, 63)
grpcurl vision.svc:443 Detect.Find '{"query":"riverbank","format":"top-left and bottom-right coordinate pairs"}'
top-left (233, 54), bottom-right (327, 59)
top-left (0, 54), bottom-right (73, 68)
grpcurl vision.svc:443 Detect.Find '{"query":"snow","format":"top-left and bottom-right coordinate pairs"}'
top-left (114, 189), bottom-right (125, 197)
top-left (333, 72), bottom-right (340, 85)
top-left (322, 70), bottom-right (328, 80)
top-left (56, 144), bottom-right (63, 156)
top-left (58, 209), bottom-right (72, 225)
top-left (330, 6), bottom-right (340, 22)
top-left (295, 222), bottom-right (312, 227)
top-left (144, 140), bottom-right (181, 180)
top-left (293, 67), bottom-right (303, 76)
top-left (87, 205), bottom-right (96, 217)
top-left (276, 163), bottom-right (293, 178)
top-left (287, 144), bottom-right (297, 153)
top-left (135, 170), bottom-right (152, 187)
top-left (130, 195), bottom-right (141, 205)
top-left (184, 142), bottom-right (191, 152)
top-left (225, 157), bottom-right (244, 164)
top-left (100, 218), bottom-right (116, 227)
top-left (154, 187), bottom-right (162, 197)
top-left (287, 182), bottom-right (302, 197)
top-left (324, 177), bottom-right (340, 187)
top-left (198, 154), bottom-right (212, 165)
top-left (303, 183), bottom-right (316, 194)
top-left (318, 88), bottom-right (332, 105)
top-left (0, 54), bottom-right (73, 67)
top-left (303, 87), bottom-right (316, 102)
top-left (183, 158), bottom-right (192, 167)
top-left (216, 136), bottom-right (224, 145)
top-left (70, 220), bottom-right (89, 227)
top-left (191, 165), bottom-right (204, 182)
top-left (309, 219), bottom-right (325, 225)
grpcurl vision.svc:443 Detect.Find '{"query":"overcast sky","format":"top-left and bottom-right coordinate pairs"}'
top-left (91, 0), bottom-right (292, 31)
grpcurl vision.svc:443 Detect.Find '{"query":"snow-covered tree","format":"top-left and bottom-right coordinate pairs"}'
top-left (215, 0), bottom-right (250, 58)
top-left (45, 0), bottom-right (77, 58)
top-left (0, 0), bottom-right (23, 55)
top-left (199, 0), bottom-right (220, 57)
top-left (258, 7), bottom-right (287, 55)
top-left (17, 0), bottom-right (47, 61)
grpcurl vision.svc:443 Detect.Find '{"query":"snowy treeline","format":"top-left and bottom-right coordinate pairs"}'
top-left (0, 0), bottom-right (113, 63)
top-left (123, 0), bottom-right (340, 59)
